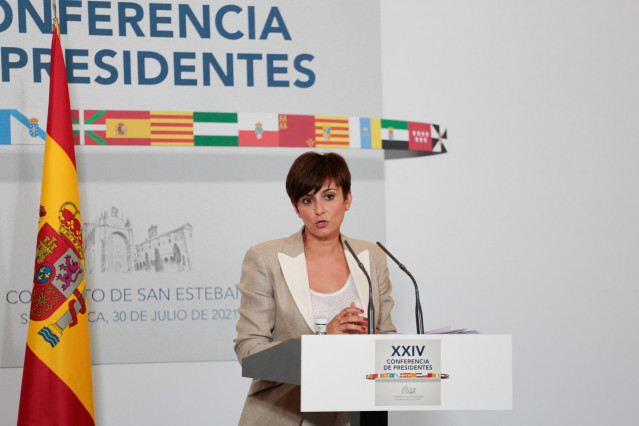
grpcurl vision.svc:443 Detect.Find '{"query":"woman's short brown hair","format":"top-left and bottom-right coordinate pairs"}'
top-left (286, 152), bottom-right (351, 205)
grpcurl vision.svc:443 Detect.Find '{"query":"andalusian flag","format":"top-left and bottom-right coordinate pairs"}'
top-left (18, 28), bottom-right (95, 426)
top-left (193, 112), bottom-right (239, 146)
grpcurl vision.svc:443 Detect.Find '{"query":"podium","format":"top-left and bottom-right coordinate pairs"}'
top-left (243, 334), bottom-right (512, 424)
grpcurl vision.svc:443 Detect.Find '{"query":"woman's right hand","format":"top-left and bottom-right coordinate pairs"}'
top-left (327, 302), bottom-right (368, 334)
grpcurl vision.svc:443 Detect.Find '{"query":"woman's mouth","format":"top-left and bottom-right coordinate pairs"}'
top-left (315, 220), bottom-right (328, 229)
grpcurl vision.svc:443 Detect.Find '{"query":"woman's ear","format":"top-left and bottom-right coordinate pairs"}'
top-left (345, 191), bottom-right (352, 211)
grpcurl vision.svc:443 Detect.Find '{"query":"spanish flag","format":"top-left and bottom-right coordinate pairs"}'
top-left (18, 28), bottom-right (95, 426)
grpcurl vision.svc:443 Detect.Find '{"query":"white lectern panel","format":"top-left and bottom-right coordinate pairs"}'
top-left (301, 334), bottom-right (511, 412)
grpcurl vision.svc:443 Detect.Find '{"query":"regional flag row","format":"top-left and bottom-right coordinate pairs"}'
top-left (69, 110), bottom-right (447, 153)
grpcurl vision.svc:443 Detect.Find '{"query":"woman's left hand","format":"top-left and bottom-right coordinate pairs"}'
top-left (327, 302), bottom-right (368, 334)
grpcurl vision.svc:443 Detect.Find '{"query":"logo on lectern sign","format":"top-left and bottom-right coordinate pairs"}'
top-left (373, 339), bottom-right (443, 406)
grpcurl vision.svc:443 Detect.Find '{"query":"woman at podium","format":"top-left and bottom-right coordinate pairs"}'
top-left (234, 152), bottom-right (396, 425)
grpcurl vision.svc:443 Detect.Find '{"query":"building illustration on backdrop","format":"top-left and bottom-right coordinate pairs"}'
top-left (83, 207), bottom-right (192, 273)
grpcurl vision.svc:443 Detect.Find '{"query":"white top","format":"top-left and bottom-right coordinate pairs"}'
top-left (310, 274), bottom-right (363, 323)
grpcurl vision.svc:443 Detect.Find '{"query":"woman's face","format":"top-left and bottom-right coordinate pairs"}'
top-left (294, 180), bottom-right (352, 242)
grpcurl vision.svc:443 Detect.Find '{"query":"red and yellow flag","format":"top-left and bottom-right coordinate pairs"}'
top-left (18, 28), bottom-right (95, 426)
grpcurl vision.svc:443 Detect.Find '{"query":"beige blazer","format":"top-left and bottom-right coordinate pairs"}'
top-left (234, 229), bottom-right (396, 426)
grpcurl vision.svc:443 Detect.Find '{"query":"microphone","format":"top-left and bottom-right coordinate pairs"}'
top-left (376, 242), bottom-right (424, 334)
top-left (343, 240), bottom-right (375, 334)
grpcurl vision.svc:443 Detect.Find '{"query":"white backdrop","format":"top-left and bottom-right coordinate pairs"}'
top-left (2, 0), bottom-right (639, 424)
top-left (384, 1), bottom-right (639, 425)
top-left (0, 146), bottom-right (386, 367)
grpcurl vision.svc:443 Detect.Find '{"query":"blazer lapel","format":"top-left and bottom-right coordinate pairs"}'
top-left (345, 249), bottom-right (371, 313)
top-left (277, 230), bottom-right (373, 330)
top-left (278, 252), bottom-right (315, 331)
top-left (278, 231), bottom-right (315, 331)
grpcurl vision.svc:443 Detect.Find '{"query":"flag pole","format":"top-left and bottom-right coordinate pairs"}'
top-left (52, 0), bottom-right (59, 35)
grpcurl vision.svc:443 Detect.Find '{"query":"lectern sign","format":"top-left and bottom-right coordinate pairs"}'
top-left (300, 335), bottom-right (511, 412)
top-left (374, 339), bottom-right (442, 406)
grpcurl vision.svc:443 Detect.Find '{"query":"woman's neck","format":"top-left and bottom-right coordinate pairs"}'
top-left (302, 230), bottom-right (342, 258)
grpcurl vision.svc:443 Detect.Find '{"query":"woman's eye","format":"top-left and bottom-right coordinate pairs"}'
top-left (302, 198), bottom-right (312, 204)
top-left (325, 193), bottom-right (335, 200)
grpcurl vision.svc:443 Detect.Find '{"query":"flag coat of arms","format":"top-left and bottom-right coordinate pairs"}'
top-left (381, 119), bottom-right (409, 150)
top-left (0, 109), bottom-right (47, 145)
top-left (314, 116), bottom-right (350, 149)
top-left (408, 121), bottom-right (432, 151)
top-left (18, 28), bottom-right (95, 426)
top-left (83, 109), bottom-right (151, 145)
top-left (238, 113), bottom-right (279, 147)
top-left (278, 114), bottom-right (316, 147)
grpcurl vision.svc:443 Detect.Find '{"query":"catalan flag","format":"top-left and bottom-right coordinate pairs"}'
top-left (314, 116), bottom-right (349, 148)
top-left (18, 28), bottom-right (95, 426)
top-left (150, 111), bottom-right (194, 146)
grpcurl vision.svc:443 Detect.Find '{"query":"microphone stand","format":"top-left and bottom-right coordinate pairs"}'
top-left (343, 240), bottom-right (375, 334)
top-left (376, 242), bottom-right (424, 334)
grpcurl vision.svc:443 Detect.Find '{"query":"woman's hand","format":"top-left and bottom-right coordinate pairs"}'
top-left (327, 302), bottom-right (368, 334)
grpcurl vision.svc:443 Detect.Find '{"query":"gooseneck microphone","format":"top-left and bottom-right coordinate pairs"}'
top-left (376, 242), bottom-right (424, 334)
top-left (343, 240), bottom-right (375, 335)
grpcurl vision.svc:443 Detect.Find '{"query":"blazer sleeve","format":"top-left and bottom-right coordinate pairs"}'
top-left (374, 248), bottom-right (397, 334)
top-left (233, 245), bottom-right (281, 363)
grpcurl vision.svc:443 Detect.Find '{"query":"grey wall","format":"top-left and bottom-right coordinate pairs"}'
top-left (384, 0), bottom-right (639, 424)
